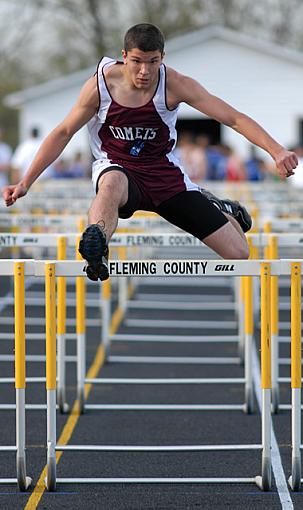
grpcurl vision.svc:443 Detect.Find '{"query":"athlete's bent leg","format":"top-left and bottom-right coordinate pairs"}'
top-left (79, 171), bottom-right (129, 281)
top-left (88, 171), bottom-right (129, 241)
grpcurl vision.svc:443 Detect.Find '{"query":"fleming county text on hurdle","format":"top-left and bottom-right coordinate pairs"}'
top-left (108, 261), bottom-right (235, 276)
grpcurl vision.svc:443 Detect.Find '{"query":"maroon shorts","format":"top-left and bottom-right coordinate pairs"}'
top-left (96, 166), bottom-right (228, 240)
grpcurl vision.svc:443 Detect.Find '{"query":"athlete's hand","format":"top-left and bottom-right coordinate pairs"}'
top-left (274, 149), bottom-right (298, 179)
top-left (2, 182), bottom-right (28, 207)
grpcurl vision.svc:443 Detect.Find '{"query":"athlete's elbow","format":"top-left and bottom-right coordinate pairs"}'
top-left (229, 112), bottom-right (250, 131)
top-left (53, 123), bottom-right (74, 142)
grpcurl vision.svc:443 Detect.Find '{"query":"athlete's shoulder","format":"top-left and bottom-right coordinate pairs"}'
top-left (166, 66), bottom-right (192, 89)
top-left (165, 66), bottom-right (192, 107)
top-left (100, 56), bottom-right (122, 78)
top-left (76, 75), bottom-right (99, 111)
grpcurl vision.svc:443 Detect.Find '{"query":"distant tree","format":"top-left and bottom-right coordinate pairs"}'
top-left (2, 0), bottom-right (303, 88)
top-left (130, 0), bottom-right (207, 38)
top-left (0, 0), bottom-right (46, 84)
top-left (0, 79), bottom-right (19, 149)
top-left (212, 0), bottom-right (303, 50)
top-left (40, 0), bottom-right (123, 72)
top-left (0, 1), bottom-right (43, 146)
top-left (2, 0), bottom-right (303, 146)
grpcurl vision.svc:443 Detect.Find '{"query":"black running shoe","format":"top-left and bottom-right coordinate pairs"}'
top-left (78, 224), bottom-right (109, 281)
top-left (199, 188), bottom-right (252, 233)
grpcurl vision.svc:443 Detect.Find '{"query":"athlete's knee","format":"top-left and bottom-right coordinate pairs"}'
top-left (230, 241), bottom-right (249, 260)
top-left (99, 171), bottom-right (127, 192)
top-left (98, 171), bottom-right (128, 200)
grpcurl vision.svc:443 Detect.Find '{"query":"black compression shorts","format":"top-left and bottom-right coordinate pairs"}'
top-left (155, 190), bottom-right (228, 240)
top-left (96, 167), bottom-right (228, 239)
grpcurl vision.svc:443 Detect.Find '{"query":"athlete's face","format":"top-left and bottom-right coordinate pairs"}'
top-left (122, 48), bottom-right (164, 89)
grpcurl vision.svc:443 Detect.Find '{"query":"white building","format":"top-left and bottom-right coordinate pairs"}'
top-left (5, 25), bottom-right (303, 160)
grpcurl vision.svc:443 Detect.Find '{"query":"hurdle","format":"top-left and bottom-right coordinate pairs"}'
top-left (35, 258), bottom-right (277, 490)
top-left (236, 235), bottom-right (260, 367)
top-left (57, 236), bottom-right (68, 413)
top-left (262, 218), bottom-right (303, 233)
top-left (78, 230), bottom-right (303, 419)
top-left (0, 261), bottom-right (33, 490)
top-left (0, 235), bottom-right (73, 413)
top-left (0, 232), bottom-right (103, 413)
top-left (0, 229), bottom-right (182, 414)
top-left (0, 212), bottom-right (173, 231)
top-left (75, 234), bottom-right (257, 414)
top-left (9, 231), bottom-right (235, 410)
top-left (261, 231), bottom-right (303, 414)
top-left (2, 229), bottom-right (301, 417)
top-left (76, 230), bottom-right (87, 412)
top-left (288, 261), bottom-right (302, 491)
top-left (0, 213), bottom-right (84, 230)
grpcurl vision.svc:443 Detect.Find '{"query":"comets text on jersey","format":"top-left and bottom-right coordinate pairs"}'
top-left (109, 126), bottom-right (158, 141)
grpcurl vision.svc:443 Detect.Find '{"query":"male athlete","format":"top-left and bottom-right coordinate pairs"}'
top-left (2, 24), bottom-right (298, 281)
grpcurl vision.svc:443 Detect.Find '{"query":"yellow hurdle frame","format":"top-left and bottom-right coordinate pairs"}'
top-left (289, 262), bottom-right (302, 491)
top-left (13, 262), bottom-right (32, 490)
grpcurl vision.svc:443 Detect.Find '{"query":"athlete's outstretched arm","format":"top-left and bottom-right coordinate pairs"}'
top-left (166, 68), bottom-right (298, 179)
top-left (2, 76), bottom-right (99, 206)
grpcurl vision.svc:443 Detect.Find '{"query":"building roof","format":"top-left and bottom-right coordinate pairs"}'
top-left (5, 25), bottom-right (303, 108)
top-left (4, 66), bottom-right (95, 107)
top-left (165, 24), bottom-right (303, 65)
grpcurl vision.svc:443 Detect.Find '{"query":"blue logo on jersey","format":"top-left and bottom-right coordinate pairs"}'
top-left (129, 139), bottom-right (145, 156)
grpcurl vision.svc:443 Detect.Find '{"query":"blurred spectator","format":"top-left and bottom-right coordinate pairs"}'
top-left (178, 132), bottom-right (278, 182)
top-left (195, 135), bottom-right (225, 180)
top-left (245, 145), bottom-right (265, 181)
top-left (0, 127), bottom-right (12, 191)
top-left (177, 131), bottom-right (207, 182)
top-left (52, 158), bottom-right (71, 179)
top-left (69, 151), bottom-right (89, 178)
top-left (11, 127), bottom-right (53, 182)
top-left (220, 145), bottom-right (247, 181)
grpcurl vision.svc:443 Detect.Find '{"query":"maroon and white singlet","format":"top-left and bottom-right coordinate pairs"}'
top-left (88, 57), bottom-right (199, 209)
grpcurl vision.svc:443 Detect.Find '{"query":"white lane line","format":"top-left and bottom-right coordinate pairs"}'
top-left (252, 339), bottom-right (293, 509)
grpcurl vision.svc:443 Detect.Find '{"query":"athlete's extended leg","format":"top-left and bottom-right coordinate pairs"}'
top-left (79, 171), bottom-right (128, 281)
top-left (156, 190), bottom-right (249, 259)
top-left (199, 188), bottom-right (250, 257)
top-left (203, 217), bottom-right (249, 259)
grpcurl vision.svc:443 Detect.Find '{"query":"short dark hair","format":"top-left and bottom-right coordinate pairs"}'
top-left (124, 23), bottom-right (165, 54)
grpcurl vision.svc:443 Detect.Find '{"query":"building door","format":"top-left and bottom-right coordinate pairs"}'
top-left (176, 118), bottom-right (221, 145)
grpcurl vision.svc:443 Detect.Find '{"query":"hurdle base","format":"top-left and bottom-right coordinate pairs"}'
top-left (255, 462), bottom-right (271, 491)
top-left (57, 389), bottom-right (70, 414)
top-left (288, 475), bottom-right (301, 492)
top-left (17, 456), bottom-right (32, 491)
top-left (18, 475), bottom-right (32, 492)
top-left (255, 475), bottom-right (267, 491)
top-left (288, 456), bottom-right (301, 491)
top-left (45, 458), bottom-right (56, 492)
top-left (244, 388), bottom-right (254, 415)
